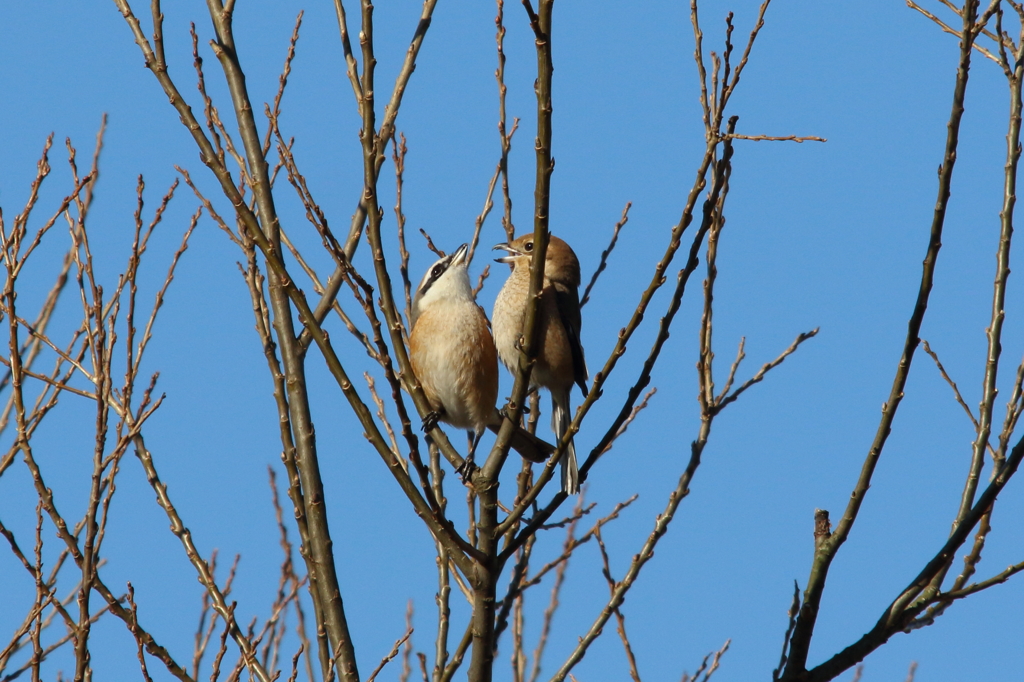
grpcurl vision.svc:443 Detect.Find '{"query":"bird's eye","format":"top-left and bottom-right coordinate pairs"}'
top-left (431, 264), bottom-right (444, 278)
top-left (524, 241), bottom-right (533, 252)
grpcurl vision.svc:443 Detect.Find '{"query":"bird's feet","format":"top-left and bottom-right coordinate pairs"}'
top-left (456, 454), bottom-right (477, 484)
top-left (421, 411), bottom-right (440, 432)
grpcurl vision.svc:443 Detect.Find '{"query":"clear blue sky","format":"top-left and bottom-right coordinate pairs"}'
top-left (2, 1), bottom-right (1023, 681)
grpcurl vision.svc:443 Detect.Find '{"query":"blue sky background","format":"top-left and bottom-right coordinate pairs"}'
top-left (2, 1), bottom-right (1023, 680)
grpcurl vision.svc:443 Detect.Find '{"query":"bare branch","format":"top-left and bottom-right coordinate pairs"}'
top-left (723, 133), bottom-right (826, 143)
top-left (580, 202), bottom-right (631, 308)
top-left (366, 628), bottom-right (413, 682)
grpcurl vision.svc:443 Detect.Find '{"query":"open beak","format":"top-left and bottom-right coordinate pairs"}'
top-left (492, 242), bottom-right (521, 264)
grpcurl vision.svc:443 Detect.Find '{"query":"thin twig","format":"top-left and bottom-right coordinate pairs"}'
top-left (366, 628), bottom-right (413, 682)
top-left (580, 202), bottom-right (631, 308)
top-left (722, 133), bottom-right (826, 143)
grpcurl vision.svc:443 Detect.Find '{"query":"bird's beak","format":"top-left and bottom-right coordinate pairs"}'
top-left (452, 243), bottom-right (469, 266)
top-left (493, 242), bottom-right (520, 264)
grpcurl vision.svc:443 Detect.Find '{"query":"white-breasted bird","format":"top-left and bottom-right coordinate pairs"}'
top-left (409, 243), bottom-right (553, 470)
top-left (492, 234), bottom-right (588, 494)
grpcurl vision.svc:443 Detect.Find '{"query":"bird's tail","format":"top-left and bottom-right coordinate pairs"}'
top-left (552, 390), bottom-right (579, 495)
top-left (509, 427), bottom-right (554, 462)
top-left (485, 415), bottom-right (554, 463)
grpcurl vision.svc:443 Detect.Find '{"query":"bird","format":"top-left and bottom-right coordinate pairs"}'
top-left (409, 243), bottom-right (554, 473)
top-left (492, 234), bottom-right (588, 494)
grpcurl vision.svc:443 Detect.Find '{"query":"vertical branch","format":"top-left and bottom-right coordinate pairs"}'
top-left (127, 585), bottom-right (156, 682)
top-left (203, 3), bottom-right (358, 677)
top-left (481, 0), bottom-right (554, 505)
top-left (467, 5), bottom-right (555, 682)
top-left (240, 233), bottom-right (331, 677)
top-left (31, 503), bottom-right (45, 682)
top-left (3, 143), bottom-right (51, 682)
top-left (781, 2), bottom-right (981, 678)
top-left (394, 133), bottom-right (413, 325)
top-left (430, 441), bottom-right (452, 682)
top-left (496, 0), bottom-right (516, 240)
top-left (75, 291), bottom-right (107, 682)
top-left (269, 467), bottom-right (316, 682)
top-left (467, 483), bottom-right (500, 682)
top-left (959, 10), bottom-right (1022, 501)
top-left (697, 192), bottom-right (724, 414)
top-left (715, 0), bottom-right (770, 130)
top-left (332, 0), bottom-right (364, 109)
top-left (998, 355), bottom-right (1024, 456)
top-left (923, 8), bottom-right (1024, 608)
top-left (510, 580), bottom-right (525, 682)
top-left (690, 0), bottom-right (712, 134)
top-left (526, 0), bottom-right (554, 256)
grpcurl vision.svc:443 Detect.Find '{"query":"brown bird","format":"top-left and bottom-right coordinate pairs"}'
top-left (492, 234), bottom-right (588, 494)
top-left (409, 244), bottom-right (553, 471)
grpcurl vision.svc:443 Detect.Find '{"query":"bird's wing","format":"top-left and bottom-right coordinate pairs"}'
top-left (553, 282), bottom-right (589, 396)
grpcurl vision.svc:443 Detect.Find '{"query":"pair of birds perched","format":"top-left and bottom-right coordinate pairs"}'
top-left (409, 235), bottom-right (588, 494)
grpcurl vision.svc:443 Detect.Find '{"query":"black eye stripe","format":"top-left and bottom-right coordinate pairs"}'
top-left (419, 254), bottom-right (455, 297)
